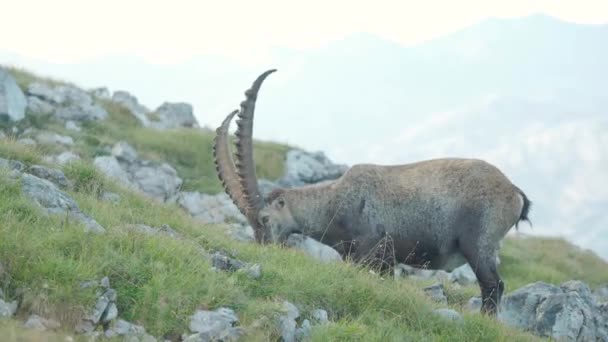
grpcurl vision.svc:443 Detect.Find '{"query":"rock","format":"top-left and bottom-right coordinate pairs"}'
top-left (311, 309), bottom-right (329, 325)
top-left (499, 280), bottom-right (606, 341)
top-left (127, 223), bottom-right (182, 239)
top-left (188, 307), bottom-right (241, 341)
top-left (294, 319), bottom-right (312, 341)
top-left (112, 141), bottom-right (139, 163)
top-left (129, 162), bottom-right (182, 202)
top-left (595, 285), bottom-right (608, 302)
top-left (279, 301), bottom-right (300, 342)
top-left (177, 192), bottom-right (245, 224)
top-left (90, 87), bottom-right (110, 99)
top-left (65, 120), bottom-right (81, 132)
top-left (16, 138), bottom-right (36, 146)
top-left (43, 151), bottom-right (81, 165)
top-left (227, 223), bottom-right (255, 242)
top-left (104, 319), bottom-right (156, 341)
top-left (0, 158), bottom-right (25, 171)
top-left (211, 252), bottom-right (246, 272)
top-left (432, 308), bottom-right (463, 323)
top-left (0, 298), bottom-right (18, 318)
top-left (20, 173), bottom-right (105, 233)
top-left (54, 102), bottom-right (108, 121)
top-left (423, 283), bottom-right (448, 306)
top-left (35, 131), bottom-right (74, 146)
top-left (27, 83), bottom-right (108, 121)
top-left (102, 303), bottom-right (118, 324)
top-left (27, 83), bottom-right (65, 104)
top-left (27, 164), bottom-right (70, 188)
top-left (0, 68), bottom-right (27, 122)
top-left (23, 314), bottom-right (61, 331)
top-left (285, 234), bottom-right (343, 263)
top-left (466, 296), bottom-right (482, 312)
top-left (26, 96), bottom-right (54, 115)
top-left (100, 276), bottom-right (111, 289)
top-left (449, 263), bottom-right (478, 286)
top-left (112, 90), bottom-right (151, 126)
top-left (279, 150), bottom-right (348, 187)
top-left (100, 191), bottom-right (121, 204)
top-left (75, 320), bottom-right (95, 334)
top-left (152, 102), bottom-right (199, 129)
top-left (94, 156), bottom-right (134, 189)
top-left (244, 264), bottom-right (262, 280)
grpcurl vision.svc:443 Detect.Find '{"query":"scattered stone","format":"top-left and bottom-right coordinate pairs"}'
top-left (294, 319), bottom-right (312, 341)
top-left (151, 102), bottom-right (199, 129)
top-left (27, 164), bottom-right (70, 188)
top-left (499, 280), bottom-right (607, 341)
top-left (0, 68), bottom-right (27, 122)
top-left (65, 120), bottom-right (81, 132)
top-left (466, 296), bottom-right (482, 312)
top-left (286, 234), bottom-right (343, 263)
top-left (94, 156), bottom-right (133, 189)
top-left (112, 90), bottom-right (151, 126)
top-left (0, 298), bottom-right (17, 318)
top-left (279, 301), bottom-right (300, 342)
top-left (35, 131), bottom-right (74, 146)
top-left (423, 283), bottom-right (448, 306)
top-left (449, 264), bottom-right (478, 286)
top-left (100, 191), bottom-right (121, 204)
top-left (187, 307), bottom-right (242, 341)
top-left (26, 96), bottom-right (54, 115)
top-left (90, 87), bottom-right (110, 99)
top-left (278, 149), bottom-right (348, 187)
top-left (112, 141), bottom-right (139, 163)
top-left (100, 276), bottom-right (110, 289)
top-left (27, 83), bottom-right (108, 122)
top-left (432, 308), bottom-right (463, 323)
top-left (105, 319), bottom-right (156, 341)
top-left (23, 314), bottom-right (61, 331)
top-left (211, 252), bottom-right (246, 272)
top-left (311, 309), bottom-right (329, 325)
top-left (243, 263), bottom-right (262, 280)
top-left (43, 151), bottom-right (81, 165)
top-left (20, 173), bottom-right (105, 233)
top-left (595, 285), bottom-right (608, 302)
top-left (0, 157), bottom-right (25, 171)
top-left (126, 223), bottom-right (182, 240)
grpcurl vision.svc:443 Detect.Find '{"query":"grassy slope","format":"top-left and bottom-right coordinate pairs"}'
top-left (1, 67), bottom-right (607, 341)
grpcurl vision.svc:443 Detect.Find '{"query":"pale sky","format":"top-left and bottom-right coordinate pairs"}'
top-left (2, 0), bottom-right (607, 64)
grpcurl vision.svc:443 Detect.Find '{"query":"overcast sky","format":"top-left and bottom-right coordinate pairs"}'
top-left (2, 0), bottom-right (607, 64)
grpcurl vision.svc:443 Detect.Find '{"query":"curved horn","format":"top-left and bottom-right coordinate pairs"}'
top-left (213, 110), bottom-right (249, 218)
top-left (234, 69), bottom-right (276, 241)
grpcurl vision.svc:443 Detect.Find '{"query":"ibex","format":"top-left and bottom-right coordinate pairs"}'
top-left (213, 69), bottom-right (531, 316)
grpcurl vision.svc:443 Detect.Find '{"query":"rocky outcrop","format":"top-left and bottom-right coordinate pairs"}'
top-left (499, 280), bottom-right (608, 341)
top-left (94, 142), bottom-right (182, 202)
top-left (0, 68), bottom-right (27, 122)
top-left (278, 150), bottom-right (348, 188)
top-left (26, 82), bottom-right (108, 121)
top-left (185, 307), bottom-right (243, 341)
top-left (151, 102), bottom-right (199, 129)
top-left (112, 90), bottom-right (151, 127)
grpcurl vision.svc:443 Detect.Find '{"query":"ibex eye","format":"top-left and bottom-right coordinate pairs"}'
top-left (277, 199), bottom-right (285, 208)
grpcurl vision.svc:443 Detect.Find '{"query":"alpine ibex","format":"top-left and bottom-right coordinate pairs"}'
top-left (213, 69), bottom-right (531, 315)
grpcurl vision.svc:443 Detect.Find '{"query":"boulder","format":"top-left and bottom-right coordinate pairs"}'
top-left (499, 280), bottom-right (607, 341)
top-left (94, 156), bottom-right (133, 189)
top-left (187, 307), bottom-right (242, 341)
top-left (0, 298), bottom-right (18, 318)
top-left (152, 102), bottom-right (199, 129)
top-left (104, 319), bottom-right (156, 341)
top-left (20, 173), bottom-right (105, 233)
top-left (177, 192), bottom-right (245, 224)
top-left (26, 96), bottom-right (54, 115)
top-left (423, 283), bottom-right (448, 305)
top-left (27, 164), bottom-right (70, 188)
top-left (279, 150), bottom-right (348, 187)
top-left (0, 68), bottom-right (27, 122)
top-left (27, 83), bottom-right (108, 121)
top-left (286, 234), bottom-right (343, 263)
top-left (112, 90), bottom-right (151, 126)
top-left (23, 314), bottom-right (61, 331)
top-left (279, 301), bottom-right (300, 342)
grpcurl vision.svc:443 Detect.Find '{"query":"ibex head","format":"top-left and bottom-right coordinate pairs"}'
top-left (213, 69), bottom-right (297, 243)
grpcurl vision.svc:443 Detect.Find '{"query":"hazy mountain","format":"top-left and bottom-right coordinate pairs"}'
top-left (2, 14), bottom-right (607, 258)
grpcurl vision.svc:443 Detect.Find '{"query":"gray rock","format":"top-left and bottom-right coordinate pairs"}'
top-left (499, 280), bottom-right (606, 341)
top-left (130, 163), bottom-right (182, 202)
top-left (227, 223), bottom-right (255, 242)
top-left (0, 68), bottom-right (27, 122)
top-left (127, 223), bottom-right (182, 239)
top-left (211, 252), bottom-right (246, 272)
top-left (90, 87), bottom-right (110, 99)
top-left (294, 319), bottom-right (312, 341)
top-left (43, 151), bottom-right (81, 165)
top-left (177, 192), bottom-right (245, 224)
top-left (466, 296), bottom-right (482, 312)
top-left (35, 131), bottom-right (74, 146)
top-left (20, 173), bottom-right (105, 233)
top-left (279, 301), bottom-right (300, 342)
top-left (100, 276), bottom-right (110, 289)
top-left (23, 314), bottom-right (61, 331)
top-left (311, 309), bottom-right (329, 324)
top-left (432, 308), bottom-right (463, 323)
top-left (28, 83), bottom-right (107, 121)
top-left (244, 264), bottom-right (262, 280)
top-left (94, 156), bottom-right (134, 189)
top-left (449, 263), bottom-right (478, 286)
top-left (26, 96), bottom-right (54, 115)
top-left (188, 307), bottom-right (241, 341)
top-left (27, 164), bottom-right (70, 188)
top-left (65, 120), bottom-right (81, 132)
top-left (112, 141), bottom-right (139, 163)
top-left (423, 283), bottom-right (448, 306)
top-left (104, 319), bottom-right (156, 341)
top-left (286, 234), bottom-right (343, 263)
top-left (75, 320), bottom-right (95, 334)
top-left (102, 303), bottom-right (118, 324)
top-left (279, 150), bottom-right (348, 187)
top-left (152, 102), bottom-right (199, 129)
top-left (0, 298), bottom-right (17, 318)
top-left (594, 285), bottom-right (608, 302)
top-left (112, 90), bottom-right (151, 126)
top-left (0, 158), bottom-right (25, 171)
top-left (27, 83), bottom-right (65, 104)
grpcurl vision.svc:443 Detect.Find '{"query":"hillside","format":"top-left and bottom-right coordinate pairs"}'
top-left (1, 66), bottom-right (608, 341)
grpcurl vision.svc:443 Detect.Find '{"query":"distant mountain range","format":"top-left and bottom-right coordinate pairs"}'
top-left (2, 14), bottom-right (607, 259)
